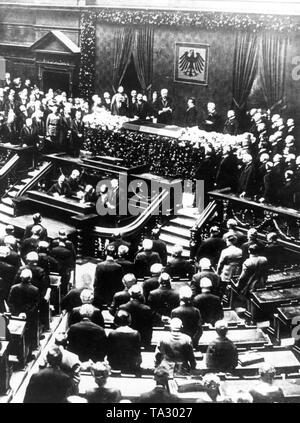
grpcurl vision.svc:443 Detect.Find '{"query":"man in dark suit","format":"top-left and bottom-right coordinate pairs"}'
top-left (68, 301), bottom-right (104, 328)
top-left (47, 174), bottom-right (71, 197)
top-left (17, 251), bottom-right (50, 299)
top-left (190, 258), bottom-right (221, 297)
top-left (215, 146), bottom-right (239, 192)
top-left (24, 346), bottom-right (73, 403)
top-left (261, 162), bottom-right (279, 204)
top-left (196, 226), bottom-right (226, 268)
top-left (0, 246), bottom-right (19, 311)
top-left (264, 232), bottom-right (285, 270)
top-left (241, 228), bottom-right (264, 262)
top-left (21, 225), bottom-right (42, 260)
top-left (37, 241), bottom-right (58, 275)
top-left (106, 310), bottom-right (142, 374)
top-left (116, 245), bottom-right (135, 275)
top-left (206, 320), bottom-right (238, 373)
top-left (136, 366), bottom-right (180, 403)
top-left (50, 230), bottom-right (76, 294)
top-left (237, 244), bottom-right (268, 298)
top-left (23, 213), bottom-right (48, 241)
top-left (67, 304), bottom-right (107, 362)
top-left (109, 273), bottom-right (136, 316)
top-left (184, 97), bottom-right (198, 128)
top-left (165, 245), bottom-right (194, 279)
top-left (8, 268), bottom-right (40, 350)
top-left (143, 263), bottom-right (163, 303)
top-left (131, 93), bottom-right (151, 120)
top-left (193, 277), bottom-right (224, 326)
top-left (202, 102), bottom-right (222, 132)
top-left (223, 110), bottom-right (239, 135)
top-left (238, 153), bottom-right (257, 198)
top-left (119, 285), bottom-right (154, 348)
top-left (151, 228), bottom-right (168, 266)
top-left (134, 239), bottom-right (161, 278)
top-left (94, 245), bottom-right (123, 307)
top-left (85, 362), bottom-right (121, 403)
top-left (156, 88), bottom-right (174, 124)
top-left (70, 110), bottom-right (84, 158)
top-left (171, 286), bottom-right (202, 348)
top-left (147, 273), bottom-right (180, 323)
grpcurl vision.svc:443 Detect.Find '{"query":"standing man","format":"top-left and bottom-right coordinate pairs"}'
top-left (157, 88), bottom-right (174, 124)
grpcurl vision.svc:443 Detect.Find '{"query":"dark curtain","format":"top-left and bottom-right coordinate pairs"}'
top-left (112, 26), bottom-right (135, 92)
top-left (259, 32), bottom-right (288, 111)
top-left (232, 31), bottom-right (259, 110)
top-left (132, 26), bottom-right (154, 95)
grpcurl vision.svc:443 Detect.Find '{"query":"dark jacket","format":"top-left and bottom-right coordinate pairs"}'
top-left (190, 270), bottom-right (221, 297)
top-left (156, 96), bottom-right (174, 124)
top-left (94, 259), bottom-right (123, 306)
top-left (193, 292), bottom-right (224, 325)
top-left (152, 239), bottom-right (168, 266)
top-left (206, 335), bottom-right (238, 372)
top-left (238, 255), bottom-right (268, 297)
top-left (215, 154), bottom-right (239, 192)
top-left (148, 286), bottom-right (180, 319)
top-left (85, 386), bottom-right (121, 404)
top-left (165, 257), bottom-right (194, 279)
top-left (130, 100), bottom-right (151, 120)
top-left (134, 250), bottom-right (161, 278)
top-left (238, 162), bottom-right (257, 197)
top-left (115, 258), bottom-right (135, 275)
top-left (47, 182), bottom-right (71, 197)
top-left (23, 223), bottom-right (48, 241)
top-left (107, 327), bottom-right (142, 372)
top-left (184, 107), bottom-right (198, 128)
top-left (119, 299), bottom-right (154, 347)
top-left (143, 276), bottom-right (160, 302)
top-left (24, 367), bottom-right (73, 403)
top-left (15, 264), bottom-right (49, 298)
top-left (136, 386), bottom-right (180, 403)
top-left (67, 318), bottom-right (107, 362)
top-left (68, 305), bottom-right (104, 328)
top-left (171, 304), bottom-right (202, 343)
top-left (109, 289), bottom-right (131, 316)
top-left (196, 236), bottom-right (226, 268)
top-left (8, 282), bottom-right (39, 316)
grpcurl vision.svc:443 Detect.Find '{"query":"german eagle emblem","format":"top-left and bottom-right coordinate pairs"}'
top-left (179, 49), bottom-right (205, 77)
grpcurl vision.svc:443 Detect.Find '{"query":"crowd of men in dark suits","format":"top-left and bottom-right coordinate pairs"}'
top-left (18, 213), bottom-right (287, 403)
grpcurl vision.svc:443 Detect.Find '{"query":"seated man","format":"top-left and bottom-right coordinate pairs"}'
top-left (165, 245), bottom-right (194, 279)
top-left (171, 286), bottom-right (202, 348)
top-left (193, 277), bottom-right (224, 326)
top-left (136, 366), bottom-right (180, 403)
top-left (106, 310), bottom-right (142, 374)
top-left (47, 174), bottom-right (71, 198)
top-left (109, 273), bottom-right (136, 316)
top-left (206, 320), bottom-right (238, 373)
top-left (24, 346), bottom-right (74, 403)
top-left (155, 317), bottom-right (196, 377)
top-left (84, 362), bottom-right (121, 403)
top-left (66, 169), bottom-right (83, 197)
top-left (67, 304), bottom-right (107, 363)
top-left (249, 364), bottom-right (285, 403)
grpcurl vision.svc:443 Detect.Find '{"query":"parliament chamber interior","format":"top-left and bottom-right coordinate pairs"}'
top-left (0, 0), bottom-right (299, 404)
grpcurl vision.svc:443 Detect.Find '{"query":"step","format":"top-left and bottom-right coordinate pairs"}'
top-left (7, 190), bottom-right (19, 198)
top-left (21, 178), bottom-right (31, 184)
top-left (159, 232), bottom-right (191, 249)
top-left (161, 225), bottom-right (191, 239)
top-left (2, 197), bottom-right (13, 206)
top-left (14, 184), bottom-right (26, 191)
top-left (0, 203), bottom-right (14, 217)
top-left (171, 216), bottom-right (196, 229)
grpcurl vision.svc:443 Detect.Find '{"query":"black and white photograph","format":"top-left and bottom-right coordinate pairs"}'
top-left (0, 0), bottom-right (298, 408)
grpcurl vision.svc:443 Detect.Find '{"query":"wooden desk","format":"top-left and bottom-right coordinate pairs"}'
top-left (274, 305), bottom-right (300, 342)
top-left (251, 288), bottom-right (300, 321)
top-left (169, 376), bottom-right (300, 402)
top-left (7, 319), bottom-right (27, 367)
top-left (267, 269), bottom-right (300, 288)
top-left (79, 375), bottom-right (156, 400)
top-left (0, 341), bottom-right (10, 394)
top-left (195, 349), bottom-right (300, 376)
